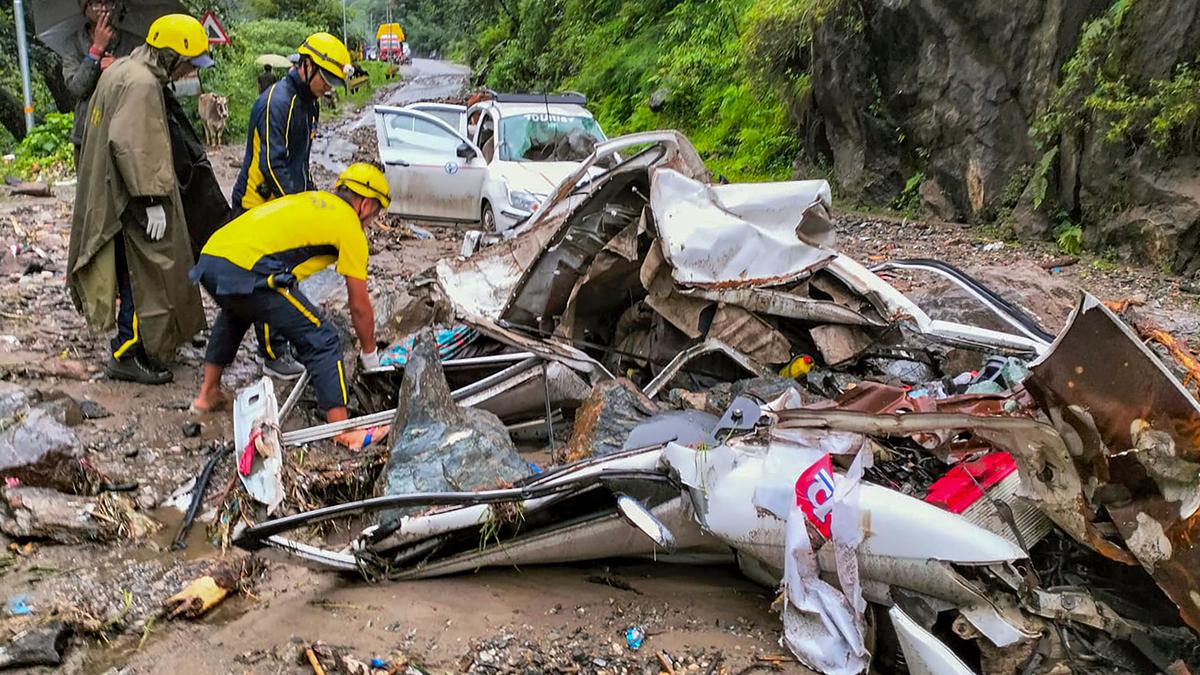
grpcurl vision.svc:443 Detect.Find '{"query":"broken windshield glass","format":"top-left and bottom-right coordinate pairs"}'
top-left (499, 113), bottom-right (606, 162)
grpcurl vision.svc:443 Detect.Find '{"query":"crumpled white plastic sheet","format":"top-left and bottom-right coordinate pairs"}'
top-left (752, 446), bottom-right (872, 675)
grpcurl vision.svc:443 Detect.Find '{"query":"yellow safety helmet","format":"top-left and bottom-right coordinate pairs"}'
top-left (297, 32), bottom-right (352, 89)
top-left (336, 163), bottom-right (390, 210)
top-left (146, 14), bottom-right (213, 66)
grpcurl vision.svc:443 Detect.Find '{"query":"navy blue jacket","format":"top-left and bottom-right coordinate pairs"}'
top-left (230, 69), bottom-right (319, 212)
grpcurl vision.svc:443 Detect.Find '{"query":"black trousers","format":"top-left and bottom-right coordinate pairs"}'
top-left (110, 233), bottom-right (141, 360)
top-left (223, 203), bottom-right (288, 361)
top-left (203, 284), bottom-right (348, 411)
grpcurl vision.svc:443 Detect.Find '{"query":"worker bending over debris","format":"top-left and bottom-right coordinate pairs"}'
top-left (229, 32), bottom-right (354, 381)
top-left (188, 164), bottom-right (390, 449)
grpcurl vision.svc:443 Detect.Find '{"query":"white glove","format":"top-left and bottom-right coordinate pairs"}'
top-left (359, 350), bottom-right (381, 370)
top-left (145, 204), bottom-right (167, 241)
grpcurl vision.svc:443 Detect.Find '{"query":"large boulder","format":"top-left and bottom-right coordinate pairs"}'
top-left (377, 331), bottom-right (529, 516)
top-left (1087, 154), bottom-right (1200, 275)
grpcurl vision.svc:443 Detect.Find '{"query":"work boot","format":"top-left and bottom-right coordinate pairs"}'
top-left (264, 352), bottom-right (306, 380)
top-left (105, 354), bottom-right (173, 385)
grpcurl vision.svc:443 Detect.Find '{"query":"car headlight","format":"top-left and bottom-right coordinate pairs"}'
top-left (507, 189), bottom-right (545, 212)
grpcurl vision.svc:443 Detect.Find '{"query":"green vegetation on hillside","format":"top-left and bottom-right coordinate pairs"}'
top-left (1031, 0), bottom-right (1200, 203)
top-left (407, 0), bottom-right (838, 181)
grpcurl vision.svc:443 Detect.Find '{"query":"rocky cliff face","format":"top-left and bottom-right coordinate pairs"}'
top-left (801, 0), bottom-right (1200, 272)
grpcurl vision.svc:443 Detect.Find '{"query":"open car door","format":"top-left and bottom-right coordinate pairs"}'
top-left (372, 106), bottom-right (486, 221)
top-left (403, 102), bottom-right (467, 135)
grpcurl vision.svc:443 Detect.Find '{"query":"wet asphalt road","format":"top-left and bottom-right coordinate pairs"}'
top-left (310, 58), bottom-right (470, 176)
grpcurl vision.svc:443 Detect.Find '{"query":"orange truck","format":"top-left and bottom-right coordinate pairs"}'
top-left (375, 23), bottom-right (410, 64)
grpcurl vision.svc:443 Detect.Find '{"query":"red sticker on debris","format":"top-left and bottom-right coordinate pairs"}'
top-left (924, 452), bottom-right (1017, 514)
top-left (795, 454), bottom-right (835, 539)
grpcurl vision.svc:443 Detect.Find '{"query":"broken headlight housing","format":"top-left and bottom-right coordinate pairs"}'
top-left (508, 188), bottom-right (545, 213)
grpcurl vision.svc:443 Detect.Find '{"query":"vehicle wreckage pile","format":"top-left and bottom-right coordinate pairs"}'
top-left (230, 132), bottom-right (1200, 674)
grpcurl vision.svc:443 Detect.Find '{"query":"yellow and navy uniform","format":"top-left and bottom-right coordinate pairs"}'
top-left (190, 192), bottom-right (368, 410)
top-left (229, 69), bottom-right (319, 215)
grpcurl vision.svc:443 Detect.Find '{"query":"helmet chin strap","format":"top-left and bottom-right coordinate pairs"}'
top-left (300, 56), bottom-right (320, 91)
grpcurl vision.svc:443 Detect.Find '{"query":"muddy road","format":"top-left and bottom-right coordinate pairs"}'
top-left (0, 62), bottom-right (793, 675)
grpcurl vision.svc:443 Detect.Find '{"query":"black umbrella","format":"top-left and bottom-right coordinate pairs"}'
top-left (31, 0), bottom-right (185, 57)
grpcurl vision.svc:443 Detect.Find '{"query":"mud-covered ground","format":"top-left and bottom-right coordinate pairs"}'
top-left (1, 59), bottom-right (1198, 675)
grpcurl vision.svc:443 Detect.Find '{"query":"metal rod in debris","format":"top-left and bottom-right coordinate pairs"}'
top-left (361, 351), bottom-right (536, 375)
top-left (542, 361), bottom-right (556, 452)
top-left (171, 443), bottom-right (232, 551)
top-left (281, 357), bottom-right (543, 446)
top-left (278, 370), bottom-right (311, 423)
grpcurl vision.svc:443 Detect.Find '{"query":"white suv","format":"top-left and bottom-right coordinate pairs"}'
top-left (372, 93), bottom-right (607, 233)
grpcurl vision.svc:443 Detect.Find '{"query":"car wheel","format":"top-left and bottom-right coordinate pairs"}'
top-left (482, 202), bottom-right (497, 232)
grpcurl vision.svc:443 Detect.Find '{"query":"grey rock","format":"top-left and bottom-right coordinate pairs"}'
top-left (0, 620), bottom-right (70, 668)
top-left (0, 407), bottom-right (82, 489)
top-left (0, 487), bottom-right (103, 543)
top-left (0, 382), bottom-right (32, 421)
top-left (1010, 174), bottom-right (1054, 238)
top-left (378, 331), bottom-right (529, 518)
top-left (562, 379), bottom-right (658, 460)
top-left (78, 399), bottom-right (111, 420)
top-left (34, 395), bottom-right (84, 427)
top-left (648, 87), bottom-right (671, 112)
top-left (918, 177), bottom-right (958, 222)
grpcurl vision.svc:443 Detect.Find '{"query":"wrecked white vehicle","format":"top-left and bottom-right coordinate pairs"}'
top-left (231, 132), bottom-right (1200, 674)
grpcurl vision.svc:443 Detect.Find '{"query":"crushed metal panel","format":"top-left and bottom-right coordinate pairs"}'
top-left (233, 377), bottom-right (284, 515)
top-left (1028, 293), bottom-right (1200, 632)
top-left (393, 495), bottom-right (722, 579)
top-left (1109, 498), bottom-right (1200, 632)
top-left (822, 255), bottom-right (1046, 355)
top-left (650, 168), bottom-right (836, 289)
top-left (556, 215), bottom-right (645, 339)
top-left (889, 606), bottom-right (977, 675)
top-left (1028, 293), bottom-right (1200, 458)
top-left (470, 361), bottom-right (592, 421)
top-left (708, 306), bottom-right (792, 365)
top-left (642, 340), bottom-right (769, 400)
top-left (810, 324), bottom-right (876, 366)
top-left (498, 133), bottom-right (706, 328)
top-left (680, 286), bottom-right (885, 327)
top-left (503, 199), bottom-right (645, 333)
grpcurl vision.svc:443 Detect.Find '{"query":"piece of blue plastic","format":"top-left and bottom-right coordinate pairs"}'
top-left (625, 625), bottom-right (645, 651)
top-left (6, 594), bottom-right (32, 616)
top-left (370, 657), bottom-right (388, 668)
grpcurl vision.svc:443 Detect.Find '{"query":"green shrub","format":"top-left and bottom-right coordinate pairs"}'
top-left (893, 171), bottom-right (924, 215)
top-left (1055, 222), bottom-right (1084, 255)
top-left (6, 112), bottom-right (73, 181)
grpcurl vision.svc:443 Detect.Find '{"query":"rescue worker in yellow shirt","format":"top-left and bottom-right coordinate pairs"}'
top-left (228, 32), bottom-right (353, 381)
top-left (189, 164), bottom-right (390, 449)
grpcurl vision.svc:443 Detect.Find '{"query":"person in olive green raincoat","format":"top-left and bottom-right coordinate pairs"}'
top-left (68, 14), bottom-right (216, 385)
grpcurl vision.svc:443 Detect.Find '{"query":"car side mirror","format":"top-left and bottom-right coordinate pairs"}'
top-left (615, 494), bottom-right (677, 553)
top-left (456, 142), bottom-right (476, 160)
